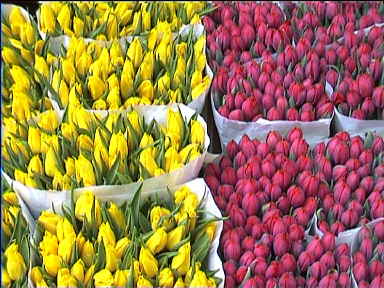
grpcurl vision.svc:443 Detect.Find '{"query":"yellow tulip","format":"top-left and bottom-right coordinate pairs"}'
top-left (106, 86), bottom-right (121, 109)
top-left (157, 73), bottom-right (170, 95)
top-left (2, 47), bottom-right (19, 65)
top-left (58, 236), bottom-right (74, 264)
top-left (40, 133), bottom-right (59, 155)
top-left (81, 241), bottom-right (95, 268)
top-left (174, 277), bottom-right (185, 287)
top-left (171, 242), bottom-right (191, 276)
top-left (107, 73), bottom-right (120, 90)
top-left (28, 155), bottom-right (44, 176)
top-left (137, 276), bottom-right (153, 288)
top-left (120, 59), bottom-right (134, 100)
top-left (109, 131), bottom-right (128, 167)
top-left (172, 57), bottom-right (186, 88)
top-left (114, 269), bottom-right (129, 287)
top-left (30, 267), bottom-right (44, 286)
top-left (77, 134), bottom-right (94, 152)
top-left (75, 154), bottom-right (96, 187)
top-left (57, 268), bottom-right (77, 287)
top-left (38, 211), bottom-right (62, 235)
top-left (139, 148), bottom-right (159, 177)
top-left (20, 47), bottom-right (34, 65)
top-left (94, 142), bottom-right (109, 171)
top-left (11, 91), bottom-right (32, 122)
top-left (159, 268), bottom-right (174, 287)
top-left (34, 55), bottom-right (50, 83)
top-left (139, 247), bottom-right (158, 278)
top-left (194, 35), bottom-right (206, 60)
top-left (84, 264), bottom-right (95, 285)
top-left (176, 43), bottom-right (187, 58)
top-left (76, 233), bottom-right (86, 252)
top-left (62, 58), bottom-right (76, 86)
top-left (93, 99), bottom-right (107, 110)
top-left (57, 4), bottom-right (71, 31)
top-left (129, 11), bottom-right (141, 35)
top-left (97, 222), bottom-right (116, 247)
top-left (192, 77), bottom-right (211, 100)
top-left (73, 16), bottom-right (84, 37)
top-left (9, 7), bottom-right (26, 36)
top-left (127, 38), bottom-right (143, 69)
top-left (138, 51), bottom-right (154, 81)
top-left (56, 217), bottom-right (76, 242)
top-left (73, 106), bottom-right (93, 130)
top-left (51, 70), bottom-right (61, 93)
top-left (115, 237), bottom-right (130, 259)
top-left (39, 231), bottom-right (58, 257)
top-left (115, 2), bottom-right (134, 25)
top-left (204, 222), bottom-right (217, 242)
top-left (127, 110), bottom-right (142, 134)
top-left (45, 146), bottom-right (60, 178)
top-left (179, 144), bottom-right (200, 163)
top-left (94, 269), bottom-right (114, 287)
top-left (108, 203), bottom-right (125, 231)
top-left (2, 192), bottom-right (18, 206)
top-left (40, 5), bottom-right (56, 34)
top-left (88, 75), bottom-right (106, 100)
top-left (195, 53), bottom-right (206, 73)
top-left (190, 120), bottom-right (205, 147)
top-left (43, 254), bottom-right (61, 277)
top-left (156, 40), bottom-right (171, 66)
top-left (39, 110), bottom-right (59, 133)
top-left (6, 250), bottom-right (26, 281)
top-left (150, 206), bottom-right (174, 231)
top-left (75, 191), bottom-right (102, 225)
top-left (28, 126), bottom-right (41, 154)
top-left (142, 10), bottom-right (151, 31)
top-left (146, 227), bottom-right (168, 255)
top-left (77, 51), bottom-right (92, 77)
top-left (165, 146), bottom-right (181, 173)
top-left (34, 39), bottom-right (45, 56)
top-left (167, 224), bottom-right (186, 250)
top-left (105, 244), bottom-right (119, 272)
top-left (107, 14), bottom-right (118, 40)
top-left (138, 80), bottom-right (154, 102)
top-left (70, 259), bottom-right (85, 283)
top-left (10, 66), bottom-right (30, 92)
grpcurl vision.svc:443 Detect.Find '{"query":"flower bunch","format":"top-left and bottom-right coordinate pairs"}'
top-left (2, 106), bottom-right (206, 190)
top-left (38, 2), bottom-right (210, 40)
top-left (352, 220), bottom-right (384, 287)
top-left (1, 187), bottom-right (30, 288)
top-left (48, 23), bottom-right (210, 109)
top-left (2, 6), bottom-right (55, 128)
top-left (31, 186), bottom-right (221, 287)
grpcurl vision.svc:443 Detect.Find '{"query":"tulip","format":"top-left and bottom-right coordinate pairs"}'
top-left (146, 227), bottom-right (168, 255)
top-left (139, 247), bottom-right (158, 278)
top-left (94, 269), bottom-right (114, 287)
top-left (159, 268), bottom-right (174, 287)
top-left (88, 75), bottom-right (106, 100)
top-left (75, 191), bottom-right (102, 225)
top-left (75, 155), bottom-right (96, 187)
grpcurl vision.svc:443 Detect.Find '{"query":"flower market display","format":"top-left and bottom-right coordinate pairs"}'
top-left (2, 1), bottom-right (384, 288)
top-left (46, 25), bottom-right (211, 110)
top-left (37, 2), bottom-right (212, 40)
top-left (30, 183), bottom-right (223, 288)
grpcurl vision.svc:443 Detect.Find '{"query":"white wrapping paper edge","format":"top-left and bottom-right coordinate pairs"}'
top-left (334, 108), bottom-right (384, 137)
top-left (2, 104), bottom-right (210, 218)
top-left (211, 83), bottom-right (333, 150)
top-left (42, 22), bottom-right (212, 114)
top-left (26, 178), bottom-right (224, 288)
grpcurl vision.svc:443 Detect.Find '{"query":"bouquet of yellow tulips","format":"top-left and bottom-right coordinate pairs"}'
top-left (37, 2), bottom-right (213, 40)
top-left (30, 184), bottom-right (222, 288)
top-left (2, 105), bottom-right (207, 191)
top-left (46, 21), bottom-right (211, 110)
top-left (1, 185), bottom-right (30, 288)
top-left (2, 5), bottom-right (56, 125)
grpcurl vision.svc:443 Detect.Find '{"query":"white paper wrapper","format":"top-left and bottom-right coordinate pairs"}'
top-left (27, 178), bottom-right (224, 288)
top-left (211, 90), bottom-right (332, 151)
top-left (37, 19), bottom-right (212, 113)
top-left (2, 104), bottom-right (210, 218)
top-left (334, 108), bottom-right (384, 137)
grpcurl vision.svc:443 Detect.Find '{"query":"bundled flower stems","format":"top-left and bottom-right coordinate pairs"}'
top-left (30, 185), bottom-right (222, 287)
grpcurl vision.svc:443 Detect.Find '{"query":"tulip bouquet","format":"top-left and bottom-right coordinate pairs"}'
top-left (37, 2), bottom-right (211, 40)
top-left (46, 21), bottom-right (211, 110)
top-left (30, 184), bottom-right (222, 288)
top-left (2, 104), bottom-right (207, 193)
top-left (352, 219), bottom-right (384, 287)
top-left (290, 2), bottom-right (384, 44)
top-left (326, 26), bottom-right (384, 123)
top-left (1, 187), bottom-right (30, 288)
top-left (236, 233), bottom-right (353, 288)
top-left (316, 131), bottom-right (384, 235)
top-left (203, 128), bottom-right (384, 287)
top-left (1, 5), bottom-right (56, 126)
